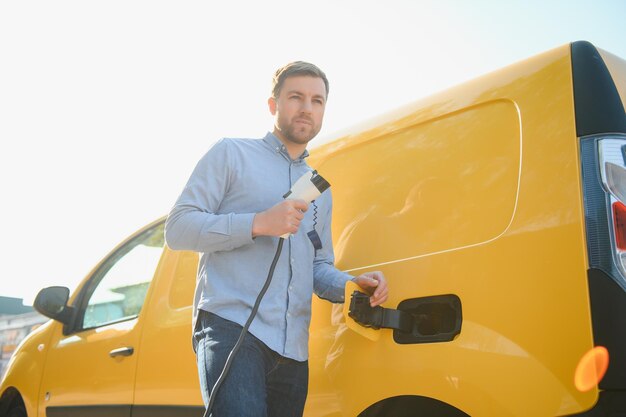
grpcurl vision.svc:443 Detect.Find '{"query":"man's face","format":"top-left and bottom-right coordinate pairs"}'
top-left (269, 75), bottom-right (327, 146)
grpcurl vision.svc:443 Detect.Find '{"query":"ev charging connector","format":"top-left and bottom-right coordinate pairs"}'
top-left (281, 170), bottom-right (330, 239)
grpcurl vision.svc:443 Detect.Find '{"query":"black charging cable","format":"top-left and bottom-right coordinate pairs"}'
top-left (203, 237), bottom-right (285, 417)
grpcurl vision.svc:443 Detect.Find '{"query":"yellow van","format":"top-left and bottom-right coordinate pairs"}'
top-left (1, 40), bottom-right (626, 417)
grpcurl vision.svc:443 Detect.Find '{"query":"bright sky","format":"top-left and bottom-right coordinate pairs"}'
top-left (1, 0), bottom-right (625, 304)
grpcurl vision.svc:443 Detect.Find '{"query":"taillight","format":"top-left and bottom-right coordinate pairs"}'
top-left (584, 135), bottom-right (626, 285)
top-left (612, 201), bottom-right (626, 250)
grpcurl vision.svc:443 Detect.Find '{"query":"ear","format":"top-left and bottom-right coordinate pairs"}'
top-left (268, 97), bottom-right (277, 116)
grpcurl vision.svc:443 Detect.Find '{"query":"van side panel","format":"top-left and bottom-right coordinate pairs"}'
top-left (307, 44), bottom-right (595, 416)
top-left (318, 100), bottom-right (520, 271)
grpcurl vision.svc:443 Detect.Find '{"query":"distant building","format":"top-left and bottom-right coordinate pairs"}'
top-left (0, 297), bottom-right (47, 379)
top-left (0, 296), bottom-right (34, 315)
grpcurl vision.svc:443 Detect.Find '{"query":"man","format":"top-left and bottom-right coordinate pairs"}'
top-left (165, 61), bottom-right (388, 417)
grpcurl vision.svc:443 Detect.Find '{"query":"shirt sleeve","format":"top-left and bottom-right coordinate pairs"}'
top-left (165, 139), bottom-right (255, 253)
top-left (313, 191), bottom-right (354, 303)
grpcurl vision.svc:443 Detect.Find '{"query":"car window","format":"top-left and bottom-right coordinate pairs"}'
top-left (81, 223), bottom-right (165, 329)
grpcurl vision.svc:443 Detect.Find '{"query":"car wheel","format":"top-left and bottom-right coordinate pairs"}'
top-left (7, 405), bottom-right (26, 417)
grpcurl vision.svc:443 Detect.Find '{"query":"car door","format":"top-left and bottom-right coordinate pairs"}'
top-left (38, 222), bottom-right (165, 417)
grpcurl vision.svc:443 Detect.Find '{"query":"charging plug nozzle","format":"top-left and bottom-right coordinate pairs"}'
top-left (281, 171), bottom-right (330, 239)
top-left (283, 171), bottom-right (330, 202)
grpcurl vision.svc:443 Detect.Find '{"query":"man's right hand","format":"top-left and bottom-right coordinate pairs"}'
top-left (252, 199), bottom-right (309, 237)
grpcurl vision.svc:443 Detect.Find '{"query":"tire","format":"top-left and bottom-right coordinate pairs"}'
top-left (7, 405), bottom-right (26, 417)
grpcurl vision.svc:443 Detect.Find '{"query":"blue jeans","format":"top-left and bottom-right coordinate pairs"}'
top-left (193, 310), bottom-right (309, 417)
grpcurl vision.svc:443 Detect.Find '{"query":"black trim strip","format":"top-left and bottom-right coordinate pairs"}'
top-left (46, 405), bottom-right (131, 417)
top-left (588, 268), bottom-right (626, 389)
top-left (132, 405), bottom-right (204, 417)
top-left (571, 41), bottom-right (626, 136)
top-left (46, 405), bottom-right (205, 417)
top-left (564, 390), bottom-right (626, 416)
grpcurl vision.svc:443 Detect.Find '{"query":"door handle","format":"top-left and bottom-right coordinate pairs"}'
top-left (109, 346), bottom-right (134, 358)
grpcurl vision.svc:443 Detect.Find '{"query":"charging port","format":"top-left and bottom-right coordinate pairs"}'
top-left (394, 294), bottom-right (462, 344)
top-left (347, 291), bottom-right (463, 344)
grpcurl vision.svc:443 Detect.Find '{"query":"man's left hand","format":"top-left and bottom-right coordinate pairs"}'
top-left (352, 271), bottom-right (388, 307)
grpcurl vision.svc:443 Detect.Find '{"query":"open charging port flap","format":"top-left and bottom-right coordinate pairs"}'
top-left (348, 291), bottom-right (462, 344)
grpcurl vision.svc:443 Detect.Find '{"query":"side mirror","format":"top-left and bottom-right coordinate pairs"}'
top-left (34, 286), bottom-right (72, 324)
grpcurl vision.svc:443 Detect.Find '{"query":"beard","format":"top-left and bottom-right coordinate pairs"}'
top-left (277, 116), bottom-right (321, 145)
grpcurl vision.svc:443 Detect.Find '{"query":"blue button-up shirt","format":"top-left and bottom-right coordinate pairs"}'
top-left (165, 132), bottom-right (352, 361)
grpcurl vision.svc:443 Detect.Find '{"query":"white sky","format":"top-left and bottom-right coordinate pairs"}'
top-left (1, 0), bottom-right (625, 304)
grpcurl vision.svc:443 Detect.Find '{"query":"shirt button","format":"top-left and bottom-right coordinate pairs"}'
top-left (289, 285), bottom-right (293, 291)
top-left (291, 258), bottom-right (295, 263)
top-left (287, 312), bottom-right (291, 318)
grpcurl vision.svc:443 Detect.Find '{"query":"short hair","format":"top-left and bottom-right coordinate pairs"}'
top-left (271, 61), bottom-right (329, 99)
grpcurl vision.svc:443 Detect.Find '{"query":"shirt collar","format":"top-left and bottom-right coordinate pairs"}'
top-left (262, 132), bottom-right (309, 163)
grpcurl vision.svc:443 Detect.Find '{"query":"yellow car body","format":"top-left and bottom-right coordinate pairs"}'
top-left (2, 41), bottom-right (626, 417)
